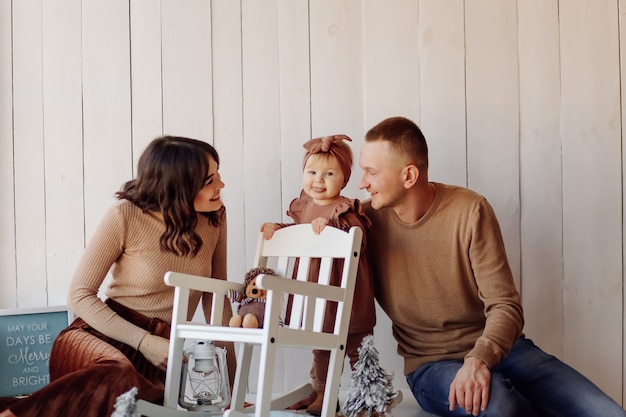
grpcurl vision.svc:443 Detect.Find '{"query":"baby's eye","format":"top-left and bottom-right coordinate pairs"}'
top-left (307, 170), bottom-right (316, 175)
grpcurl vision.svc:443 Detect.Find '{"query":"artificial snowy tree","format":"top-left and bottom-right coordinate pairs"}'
top-left (342, 335), bottom-right (401, 417)
top-left (111, 387), bottom-right (138, 417)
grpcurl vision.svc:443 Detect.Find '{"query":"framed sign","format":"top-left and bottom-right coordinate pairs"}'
top-left (0, 306), bottom-right (73, 397)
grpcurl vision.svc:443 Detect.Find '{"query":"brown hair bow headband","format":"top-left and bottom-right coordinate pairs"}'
top-left (302, 134), bottom-right (353, 188)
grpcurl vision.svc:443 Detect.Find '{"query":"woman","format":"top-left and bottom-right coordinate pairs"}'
top-left (1, 136), bottom-right (235, 417)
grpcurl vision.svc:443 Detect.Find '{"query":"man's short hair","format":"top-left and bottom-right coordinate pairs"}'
top-left (365, 116), bottom-right (428, 169)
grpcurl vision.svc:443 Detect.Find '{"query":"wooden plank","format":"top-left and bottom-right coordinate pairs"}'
top-left (241, 0), bottom-right (282, 265)
top-left (309, 0), bottom-right (364, 198)
top-left (41, 0), bottom-right (84, 306)
top-left (517, 0), bottom-right (564, 359)
top-left (465, 0), bottom-right (521, 287)
top-left (12, 0), bottom-right (47, 307)
top-left (276, 0), bottom-right (313, 391)
top-left (0, 0), bottom-right (17, 309)
top-left (277, 0), bottom-right (311, 214)
top-left (211, 0), bottom-right (246, 281)
top-left (130, 0), bottom-right (163, 163)
top-left (161, 0), bottom-right (212, 140)
top-left (560, 0), bottom-right (622, 400)
top-left (418, 0), bottom-right (466, 187)
top-left (622, 0), bottom-right (626, 404)
top-left (82, 0), bottom-right (132, 240)
top-left (363, 0), bottom-right (420, 130)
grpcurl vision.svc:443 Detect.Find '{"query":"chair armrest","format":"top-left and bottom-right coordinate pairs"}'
top-left (165, 271), bottom-right (242, 293)
top-left (165, 271), bottom-right (245, 326)
top-left (256, 274), bottom-right (344, 303)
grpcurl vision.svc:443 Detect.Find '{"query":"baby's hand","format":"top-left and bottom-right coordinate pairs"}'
top-left (311, 217), bottom-right (329, 235)
top-left (260, 222), bottom-right (280, 240)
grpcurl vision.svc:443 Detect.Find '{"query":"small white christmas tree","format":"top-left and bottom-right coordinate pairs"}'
top-left (343, 335), bottom-right (400, 417)
top-left (111, 387), bottom-right (138, 417)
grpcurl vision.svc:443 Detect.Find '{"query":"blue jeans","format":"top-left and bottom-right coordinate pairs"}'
top-left (407, 337), bottom-right (626, 417)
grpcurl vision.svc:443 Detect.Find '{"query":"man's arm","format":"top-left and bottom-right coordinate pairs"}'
top-left (450, 198), bottom-right (524, 414)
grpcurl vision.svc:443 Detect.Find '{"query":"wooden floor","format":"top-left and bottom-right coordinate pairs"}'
top-left (0, 390), bottom-right (432, 416)
top-left (266, 390), bottom-right (433, 417)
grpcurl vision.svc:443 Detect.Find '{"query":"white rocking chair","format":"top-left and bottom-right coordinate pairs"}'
top-left (136, 224), bottom-right (362, 417)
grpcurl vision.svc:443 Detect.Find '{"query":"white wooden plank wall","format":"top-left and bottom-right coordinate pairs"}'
top-left (621, 0), bottom-right (626, 403)
top-left (1, 0), bottom-right (624, 404)
top-left (0, 0), bottom-right (14, 310)
top-left (518, 0), bottom-right (563, 363)
top-left (560, 0), bottom-right (623, 401)
top-left (13, 0), bottom-right (47, 308)
top-left (42, 0), bottom-right (84, 307)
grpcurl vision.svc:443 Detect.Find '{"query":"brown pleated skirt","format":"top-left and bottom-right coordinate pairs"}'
top-left (5, 299), bottom-right (235, 417)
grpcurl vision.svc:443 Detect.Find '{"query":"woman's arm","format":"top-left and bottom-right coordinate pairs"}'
top-left (67, 204), bottom-right (150, 349)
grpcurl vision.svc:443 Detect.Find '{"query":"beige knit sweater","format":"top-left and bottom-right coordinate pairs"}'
top-left (67, 200), bottom-right (230, 350)
top-left (364, 183), bottom-right (524, 375)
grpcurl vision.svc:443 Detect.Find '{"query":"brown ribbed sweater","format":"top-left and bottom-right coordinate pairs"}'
top-left (67, 200), bottom-right (229, 350)
top-left (363, 183), bottom-right (524, 375)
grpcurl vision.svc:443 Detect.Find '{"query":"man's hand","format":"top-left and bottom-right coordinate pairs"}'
top-left (260, 223), bottom-right (280, 240)
top-left (138, 333), bottom-right (170, 371)
top-left (448, 356), bottom-right (491, 416)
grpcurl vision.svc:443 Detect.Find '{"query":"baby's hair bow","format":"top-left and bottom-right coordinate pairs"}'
top-left (303, 134), bottom-right (352, 154)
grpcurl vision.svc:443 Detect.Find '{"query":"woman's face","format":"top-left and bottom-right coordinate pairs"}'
top-left (194, 155), bottom-right (225, 212)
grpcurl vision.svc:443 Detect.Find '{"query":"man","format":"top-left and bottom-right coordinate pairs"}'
top-left (358, 116), bottom-right (625, 416)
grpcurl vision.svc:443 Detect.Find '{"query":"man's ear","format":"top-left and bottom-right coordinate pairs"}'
top-left (402, 164), bottom-right (420, 188)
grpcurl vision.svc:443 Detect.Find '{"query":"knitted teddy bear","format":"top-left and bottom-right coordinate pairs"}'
top-left (228, 266), bottom-right (277, 329)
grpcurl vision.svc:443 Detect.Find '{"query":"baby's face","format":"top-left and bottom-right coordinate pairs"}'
top-left (302, 154), bottom-right (346, 206)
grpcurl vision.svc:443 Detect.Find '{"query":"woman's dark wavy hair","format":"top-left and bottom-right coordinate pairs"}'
top-left (116, 136), bottom-right (223, 256)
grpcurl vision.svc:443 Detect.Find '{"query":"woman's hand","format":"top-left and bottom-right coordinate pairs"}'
top-left (138, 333), bottom-right (170, 371)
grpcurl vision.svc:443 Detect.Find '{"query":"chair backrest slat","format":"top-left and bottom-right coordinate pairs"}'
top-left (252, 225), bottom-right (361, 336)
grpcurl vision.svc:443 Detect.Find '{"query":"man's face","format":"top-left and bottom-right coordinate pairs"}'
top-left (358, 140), bottom-right (407, 210)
